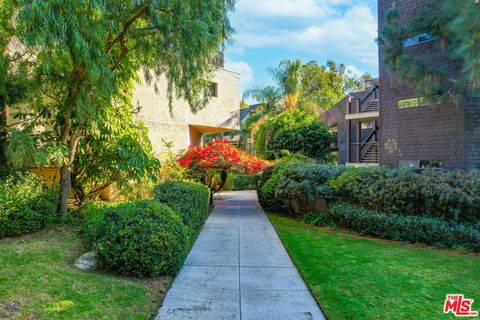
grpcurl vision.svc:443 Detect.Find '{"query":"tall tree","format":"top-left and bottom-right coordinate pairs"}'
top-left (244, 59), bottom-right (367, 114)
top-left (12, 0), bottom-right (234, 217)
top-left (379, 0), bottom-right (480, 99)
top-left (242, 59), bottom-right (366, 148)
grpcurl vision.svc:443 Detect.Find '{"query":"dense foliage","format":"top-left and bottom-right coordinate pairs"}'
top-left (0, 172), bottom-right (58, 238)
top-left (84, 200), bottom-right (190, 276)
top-left (72, 90), bottom-right (160, 202)
top-left (331, 167), bottom-right (480, 223)
top-left (379, 0), bottom-right (480, 99)
top-left (223, 173), bottom-right (260, 191)
top-left (258, 154), bottom-right (312, 212)
top-left (154, 180), bottom-right (210, 231)
top-left (275, 163), bottom-right (345, 213)
top-left (322, 202), bottom-right (480, 253)
top-left (254, 111), bottom-right (334, 160)
top-left (5, 0), bottom-right (234, 216)
top-left (179, 140), bottom-right (268, 174)
top-left (244, 59), bottom-right (370, 113)
top-left (261, 159), bottom-right (480, 251)
top-left (0, 2), bottom-right (35, 170)
top-left (178, 141), bottom-right (267, 191)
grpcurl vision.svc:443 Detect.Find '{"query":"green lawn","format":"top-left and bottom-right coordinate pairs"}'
top-left (268, 213), bottom-right (480, 320)
top-left (0, 227), bottom-right (171, 319)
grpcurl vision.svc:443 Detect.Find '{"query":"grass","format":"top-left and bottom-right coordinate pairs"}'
top-left (0, 227), bottom-right (171, 319)
top-left (268, 213), bottom-right (480, 320)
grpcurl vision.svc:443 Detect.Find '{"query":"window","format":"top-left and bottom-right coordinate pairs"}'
top-left (361, 122), bottom-right (375, 129)
top-left (399, 160), bottom-right (419, 169)
top-left (403, 33), bottom-right (435, 47)
top-left (398, 160), bottom-right (443, 169)
top-left (209, 82), bottom-right (218, 97)
top-left (397, 97), bottom-right (427, 109)
top-left (420, 160), bottom-right (443, 169)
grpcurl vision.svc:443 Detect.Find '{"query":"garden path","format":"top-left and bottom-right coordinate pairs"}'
top-left (156, 190), bottom-right (325, 320)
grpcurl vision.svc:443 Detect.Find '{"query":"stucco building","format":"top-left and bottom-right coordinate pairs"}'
top-left (133, 59), bottom-right (240, 156)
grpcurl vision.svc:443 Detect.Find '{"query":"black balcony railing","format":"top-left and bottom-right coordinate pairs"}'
top-left (347, 84), bottom-right (379, 115)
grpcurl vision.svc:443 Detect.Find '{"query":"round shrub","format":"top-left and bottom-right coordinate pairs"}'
top-left (254, 110), bottom-right (334, 160)
top-left (258, 154), bottom-right (312, 212)
top-left (275, 163), bottom-right (346, 214)
top-left (0, 172), bottom-right (58, 238)
top-left (78, 200), bottom-right (117, 243)
top-left (91, 200), bottom-right (190, 276)
top-left (154, 180), bottom-right (210, 231)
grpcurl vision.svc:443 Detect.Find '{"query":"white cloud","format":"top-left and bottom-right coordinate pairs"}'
top-left (230, 1), bottom-right (378, 69)
top-left (224, 59), bottom-right (254, 87)
top-left (346, 65), bottom-right (364, 77)
top-left (235, 0), bottom-right (333, 20)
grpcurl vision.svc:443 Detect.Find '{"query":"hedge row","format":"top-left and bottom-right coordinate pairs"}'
top-left (223, 173), bottom-right (260, 191)
top-left (81, 180), bottom-right (210, 277)
top-left (309, 202), bottom-right (480, 253)
top-left (258, 154), bottom-right (312, 212)
top-left (154, 180), bottom-right (210, 231)
top-left (0, 172), bottom-right (58, 238)
top-left (275, 163), bottom-right (345, 208)
top-left (331, 167), bottom-right (480, 223)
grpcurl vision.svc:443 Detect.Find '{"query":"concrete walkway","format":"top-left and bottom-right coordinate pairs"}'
top-left (156, 191), bottom-right (325, 320)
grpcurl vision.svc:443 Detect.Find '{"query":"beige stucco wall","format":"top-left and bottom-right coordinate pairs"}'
top-left (133, 67), bottom-right (240, 157)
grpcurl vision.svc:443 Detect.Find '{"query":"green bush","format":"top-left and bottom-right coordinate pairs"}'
top-left (155, 180), bottom-right (210, 231)
top-left (86, 200), bottom-right (190, 276)
top-left (0, 172), bottom-right (58, 238)
top-left (330, 166), bottom-right (480, 223)
top-left (322, 202), bottom-right (480, 252)
top-left (258, 154), bottom-right (311, 212)
top-left (275, 163), bottom-right (345, 213)
top-left (254, 110), bottom-right (334, 160)
top-left (78, 201), bottom-right (117, 242)
top-left (223, 173), bottom-right (260, 191)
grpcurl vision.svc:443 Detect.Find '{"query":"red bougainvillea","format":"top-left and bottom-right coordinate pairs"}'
top-left (178, 140), bottom-right (268, 174)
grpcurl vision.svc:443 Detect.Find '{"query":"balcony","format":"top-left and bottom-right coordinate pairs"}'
top-left (345, 84), bottom-right (379, 121)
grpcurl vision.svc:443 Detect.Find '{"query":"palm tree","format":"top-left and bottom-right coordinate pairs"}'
top-left (241, 59), bottom-right (304, 149)
top-left (269, 59), bottom-right (303, 110)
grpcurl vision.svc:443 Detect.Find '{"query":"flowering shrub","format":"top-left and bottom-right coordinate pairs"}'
top-left (178, 140), bottom-right (268, 174)
top-left (178, 141), bottom-right (268, 192)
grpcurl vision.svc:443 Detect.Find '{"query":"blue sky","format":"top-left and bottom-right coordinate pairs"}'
top-left (224, 0), bottom-right (379, 98)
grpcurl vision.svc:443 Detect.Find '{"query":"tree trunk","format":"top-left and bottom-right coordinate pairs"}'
top-left (58, 129), bottom-right (82, 218)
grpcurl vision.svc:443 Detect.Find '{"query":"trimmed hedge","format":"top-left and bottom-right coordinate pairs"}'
top-left (275, 163), bottom-right (345, 213)
top-left (0, 172), bottom-right (58, 238)
top-left (330, 167), bottom-right (480, 223)
top-left (314, 202), bottom-right (480, 252)
top-left (84, 200), bottom-right (190, 276)
top-left (154, 180), bottom-right (210, 231)
top-left (223, 173), bottom-right (260, 191)
top-left (258, 154), bottom-right (311, 212)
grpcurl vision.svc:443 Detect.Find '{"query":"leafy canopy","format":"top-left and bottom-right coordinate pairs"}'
top-left (254, 110), bottom-right (334, 160)
top-left (244, 59), bottom-right (370, 115)
top-left (7, 0), bottom-right (234, 213)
